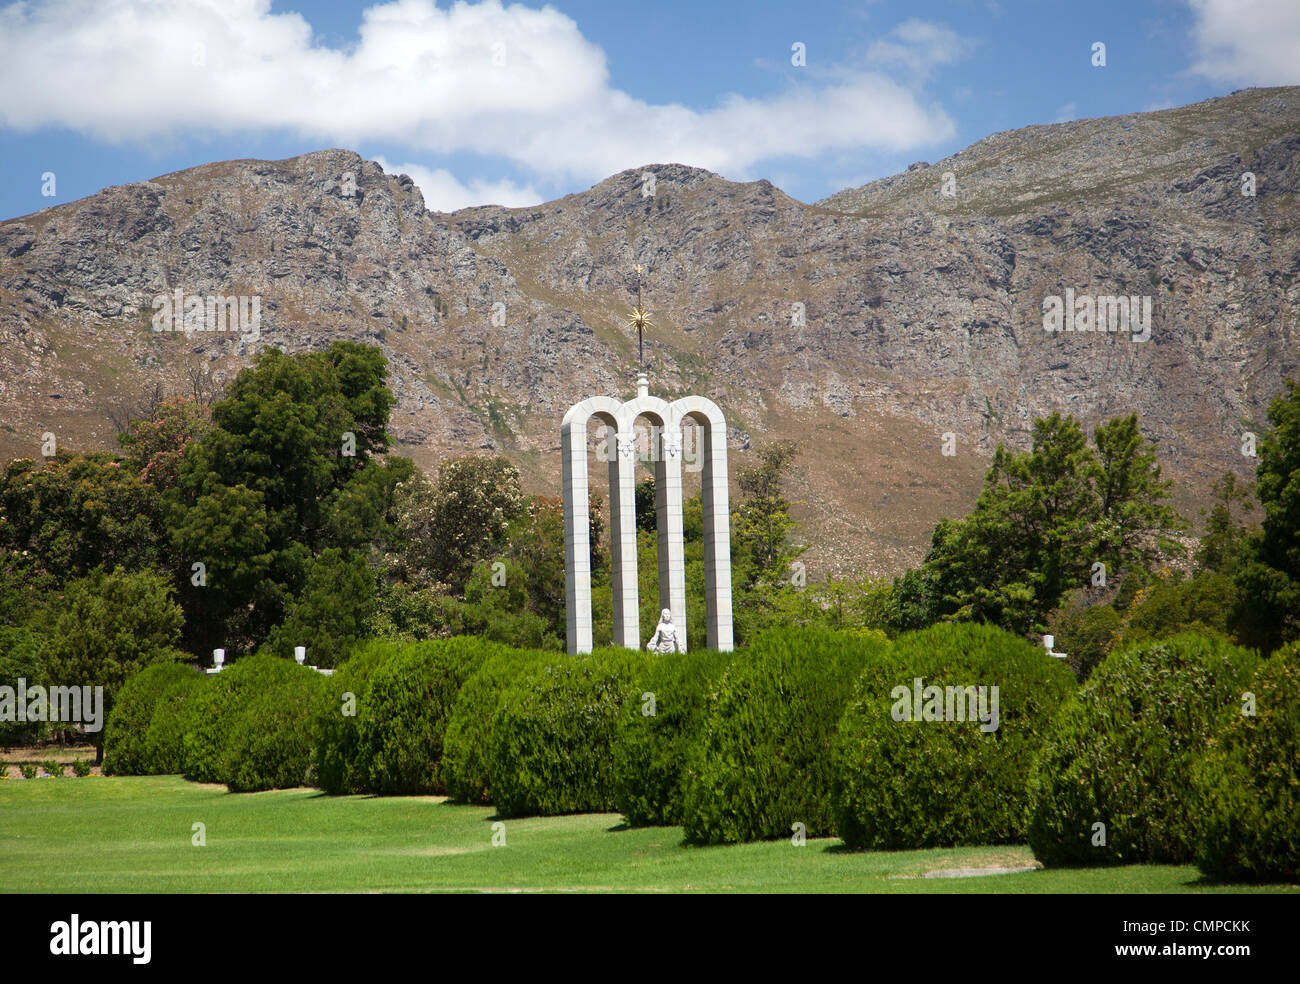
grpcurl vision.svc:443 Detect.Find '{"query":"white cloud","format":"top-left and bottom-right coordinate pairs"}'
top-left (1053, 102), bottom-right (1078, 123)
top-left (1187, 0), bottom-right (1300, 85)
top-left (0, 0), bottom-right (957, 196)
top-left (373, 156), bottom-right (540, 211)
top-left (865, 19), bottom-right (972, 81)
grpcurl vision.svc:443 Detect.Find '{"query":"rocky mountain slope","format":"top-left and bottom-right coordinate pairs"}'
top-left (2, 86), bottom-right (1297, 578)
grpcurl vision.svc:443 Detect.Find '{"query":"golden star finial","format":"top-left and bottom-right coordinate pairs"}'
top-left (625, 264), bottom-right (653, 367)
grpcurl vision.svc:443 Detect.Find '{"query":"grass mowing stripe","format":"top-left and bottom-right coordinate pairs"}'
top-left (1, 776), bottom-right (1294, 894)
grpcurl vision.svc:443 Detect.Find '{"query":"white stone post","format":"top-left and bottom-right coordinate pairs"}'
top-left (700, 418), bottom-right (734, 651)
top-left (655, 426), bottom-right (688, 653)
top-left (610, 426), bottom-right (640, 647)
top-left (561, 416), bottom-right (593, 655)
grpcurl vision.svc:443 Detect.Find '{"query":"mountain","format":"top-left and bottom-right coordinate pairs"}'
top-left (2, 86), bottom-right (1298, 578)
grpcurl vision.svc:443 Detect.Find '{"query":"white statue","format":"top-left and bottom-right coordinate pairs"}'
top-left (646, 608), bottom-right (685, 654)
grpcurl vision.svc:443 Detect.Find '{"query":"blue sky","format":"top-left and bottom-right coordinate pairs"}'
top-left (0, 0), bottom-right (1297, 220)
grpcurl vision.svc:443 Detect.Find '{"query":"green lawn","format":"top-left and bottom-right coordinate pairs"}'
top-left (1, 775), bottom-right (1294, 894)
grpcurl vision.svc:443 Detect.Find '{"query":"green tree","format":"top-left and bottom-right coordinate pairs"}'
top-left (117, 396), bottom-right (210, 491)
top-left (733, 440), bottom-right (803, 585)
top-left (393, 456), bottom-right (524, 592)
top-left (45, 566), bottom-right (188, 760)
top-left (1089, 413), bottom-right (1186, 577)
top-left (1234, 378), bottom-right (1300, 651)
top-left (1196, 471), bottom-right (1255, 574)
top-left (261, 548), bottom-right (376, 667)
top-left (169, 342), bottom-right (398, 653)
top-left (897, 412), bottom-right (1182, 634)
top-left (0, 453), bottom-right (163, 583)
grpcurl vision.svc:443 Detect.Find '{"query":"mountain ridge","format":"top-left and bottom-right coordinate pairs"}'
top-left (2, 86), bottom-right (1297, 578)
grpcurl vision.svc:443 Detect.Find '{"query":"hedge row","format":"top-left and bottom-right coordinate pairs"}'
top-left (611, 649), bottom-right (732, 827)
top-left (99, 625), bottom-right (1297, 882)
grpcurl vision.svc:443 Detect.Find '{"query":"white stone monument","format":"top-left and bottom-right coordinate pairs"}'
top-left (561, 370), bottom-right (734, 655)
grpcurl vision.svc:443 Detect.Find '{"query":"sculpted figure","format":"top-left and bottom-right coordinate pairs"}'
top-left (646, 608), bottom-right (684, 654)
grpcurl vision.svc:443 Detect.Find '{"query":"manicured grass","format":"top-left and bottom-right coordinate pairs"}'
top-left (1, 776), bottom-right (1295, 893)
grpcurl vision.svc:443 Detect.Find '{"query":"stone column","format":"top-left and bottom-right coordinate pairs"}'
top-left (701, 420), bottom-right (734, 651)
top-left (609, 426), bottom-right (640, 648)
top-left (655, 426), bottom-right (688, 652)
top-left (561, 418), bottom-right (593, 655)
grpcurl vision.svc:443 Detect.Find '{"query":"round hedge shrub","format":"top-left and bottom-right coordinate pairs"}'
top-left (1192, 646), bottom-right (1300, 882)
top-left (831, 622), bottom-right (1076, 850)
top-left (358, 636), bottom-right (506, 795)
top-left (680, 627), bottom-right (890, 845)
top-left (311, 639), bottom-right (403, 795)
top-left (1027, 632), bottom-right (1259, 867)
top-left (442, 647), bottom-right (550, 805)
top-left (612, 649), bottom-right (733, 827)
top-left (180, 653), bottom-right (320, 786)
top-left (486, 647), bottom-right (651, 817)
top-left (180, 657), bottom-right (264, 783)
top-left (104, 662), bottom-right (204, 775)
top-left (140, 671), bottom-right (208, 774)
top-left (221, 661), bottom-right (328, 792)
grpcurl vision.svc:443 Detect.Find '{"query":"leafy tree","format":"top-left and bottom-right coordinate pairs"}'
top-left (634, 476), bottom-right (656, 533)
top-left (444, 559), bottom-right (559, 649)
top-left (321, 456), bottom-right (417, 551)
top-left (1233, 378), bottom-right (1300, 652)
top-left (1196, 471), bottom-right (1255, 574)
top-left (733, 440), bottom-right (803, 585)
top-left (117, 396), bottom-right (210, 491)
top-left (1047, 593), bottom-right (1122, 682)
top-left (1112, 570), bottom-right (1238, 650)
top-left (393, 456), bottom-right (524, 592)
top-left (171, 484), bottom-right (275, 655)
top-left (44, 566), bottom-right (188, 760)
top-left (0, 453), bottom-right (162, 583)
top-left (501, 495), bottom-right (567, 638)
top-left (169, 342), bottom-right (398, 653)
top-left (261, 548), bottom-right (376, 667)
top-left (897, 412), bottom-right (1183, 634)
top-left (1089, 413), bottom-right (1186, 577)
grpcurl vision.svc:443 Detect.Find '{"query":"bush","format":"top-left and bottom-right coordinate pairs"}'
top-left (180, 663), bottom-right (258, 784)
top-left (1192, 645), bottom-right (1300, 882)
top-left (441, 647), bottom-right (550, 805)
top-left (20, 763), bottom-right (37, 779)
top-left (42, 758), bottom-right (63, 777)
top-left (486, 647), bottom-right (651, 817)
top-left (181, 654), bottom-right (322, 789)
top-left (221, 663), bottom-right (328, 792)
top-left (681, 627), bottom-right (890, 845)
top-left (358, 637), bottom-right (505, 795)
top-left (1028, 632), bottom-right (1259, 867)
top-left (831, 623), bottom-right (1076, 850)
top-left (71, 759), bottom-right (92, 777)
top-left (104, 662), bottom-right (206, 775)
top-left (311, 639), bottom-right (404, 795)
top-left (141, 672), bottom-right (208, 774)
top-left (612, 649), bottom-right (733, 826)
